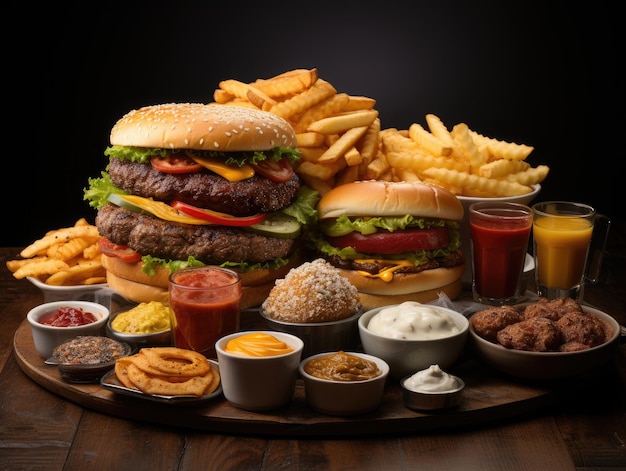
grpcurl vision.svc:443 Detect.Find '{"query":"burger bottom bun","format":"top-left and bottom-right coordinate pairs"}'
top-left (102, 255), bottom-right (301, 309)
top-left (105, 270), bottom-right (170, 306)
top-left (338, 264), bottom-right (465, 296)
top-left (357, 278), bottom-right (463, 311)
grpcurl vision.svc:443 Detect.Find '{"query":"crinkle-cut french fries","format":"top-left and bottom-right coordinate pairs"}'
top-left (211, 70), bottom-right (548, 197)
top-left (211, 68), bottom-right (380, 195)
top-left (376, 114), bottom-right (549, 196)
top-left (6, 219), bottom-right (106, 286)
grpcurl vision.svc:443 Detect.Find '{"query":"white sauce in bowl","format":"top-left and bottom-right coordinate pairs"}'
top-left (367, 302), bottom-right (460, 340)
top-left (404, 364), bottom-right (459, 392)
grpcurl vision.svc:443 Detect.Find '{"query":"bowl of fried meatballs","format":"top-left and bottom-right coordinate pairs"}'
top-left (468, 297), bottom-right (621, 379)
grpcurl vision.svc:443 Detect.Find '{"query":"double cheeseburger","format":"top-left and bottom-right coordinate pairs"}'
top-left (84, 103), bottom-right (318, 308)
top-left (308, 180), bottom-right (465, 309)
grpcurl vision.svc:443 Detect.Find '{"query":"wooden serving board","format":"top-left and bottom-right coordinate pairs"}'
top-left (14, 316), bottom-right (565, 437)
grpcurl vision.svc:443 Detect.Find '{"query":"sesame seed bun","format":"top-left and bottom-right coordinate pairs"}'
top-left (317, 180), bottom-right (464, 221)
top-left (109, 103), bottom-right (297, 151)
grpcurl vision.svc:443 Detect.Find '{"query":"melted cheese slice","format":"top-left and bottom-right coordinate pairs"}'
top-left (356, 259), bottom-right (414, 282)
top-left (189, 153), bottom-right (255, 181)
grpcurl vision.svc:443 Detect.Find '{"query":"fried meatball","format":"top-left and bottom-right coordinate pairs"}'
top-left (262, 258), bottom-right (361, 323)
top-left (470, 306), bottom-right (524, 342)
top-left (556, 311), bottom-right (607, 347)
top-left (497, 317), bottom-right (561, 352)
top-left (523, 297), bottom-right (583, 321)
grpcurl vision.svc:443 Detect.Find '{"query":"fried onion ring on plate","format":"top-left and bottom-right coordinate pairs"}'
top-left (125, 363), bottom-right (212, 396)
top-left (139, 347), bottom-right (210, 376)
top-left (114, 358), bottom-right (136, 389)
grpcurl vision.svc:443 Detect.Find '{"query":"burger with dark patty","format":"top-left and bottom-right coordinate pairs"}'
top-left (84, 103), bottom-right (318, 308)
top-left (308, 180), bottom-right (465, 309)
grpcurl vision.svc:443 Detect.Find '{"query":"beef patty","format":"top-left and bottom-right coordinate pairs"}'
top-left (96, 204), bottom-right (296, 264)
top-left (108, 158), bottom-right (300, 216)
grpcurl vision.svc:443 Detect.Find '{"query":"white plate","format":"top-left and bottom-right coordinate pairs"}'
top-left (28, 276), bottom-right (110, 302)
top-left (100, 359), bottom-right (222, 405)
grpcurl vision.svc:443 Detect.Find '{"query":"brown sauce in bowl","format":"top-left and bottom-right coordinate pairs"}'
top-left (304, 351), bottom-right (381, 381)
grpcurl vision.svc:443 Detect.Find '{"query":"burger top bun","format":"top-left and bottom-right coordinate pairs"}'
top-left (317, 180), bottom-right (464, 221)
top-left (109, 103), bottom-right (297, 152)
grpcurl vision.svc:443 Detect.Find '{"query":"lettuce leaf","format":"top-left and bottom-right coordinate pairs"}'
top-left (83, 171), bottom-right (127, 210)
top-left (103, 145), bottom-right (301, 167)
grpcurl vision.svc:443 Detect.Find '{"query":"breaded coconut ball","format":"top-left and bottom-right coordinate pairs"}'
top-left (262, 258), bottom-right (361, 323)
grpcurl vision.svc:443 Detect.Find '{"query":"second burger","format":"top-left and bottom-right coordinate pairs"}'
top-left (84, 103), bottom-right (318, 308)
top-left (307, 180), bottom-right (465, 309)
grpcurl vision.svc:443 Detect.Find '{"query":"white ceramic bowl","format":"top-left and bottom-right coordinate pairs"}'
top-left (469, 304), bottom-right (621, 380)
top-left (27, 276), bottom-right (109, 303)
top-left (27, 301), bottom-right (110, 358)
top-left (299, 351), bottom-right (389, 416)
top-left (260, 308), bottom-right (363, 358)
top-left (358, 304), bottom-right (469, 379)
top-left (215, 331), bottom-right (304, 411)
top-left (457, 184), bottom-right (541, 284)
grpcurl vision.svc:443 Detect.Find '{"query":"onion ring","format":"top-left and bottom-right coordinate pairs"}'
top-left (113, 347), bottom-right (220, 396)
top-left (125, 363), bottom-right (211, 396)
top-left (139, 347), bottom-right (210, 376)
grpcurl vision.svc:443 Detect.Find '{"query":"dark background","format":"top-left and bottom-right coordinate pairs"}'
top-left (5, 1), bottom-right (622, 247)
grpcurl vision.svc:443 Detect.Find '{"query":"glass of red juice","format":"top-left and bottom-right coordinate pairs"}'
top-left (469, 202), bottom-right (533, 305)
top-left (169, 266), bottom-right (242, 359)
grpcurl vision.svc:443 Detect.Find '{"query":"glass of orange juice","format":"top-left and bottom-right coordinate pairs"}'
top-left (532, 201), bottom-right (610, 301)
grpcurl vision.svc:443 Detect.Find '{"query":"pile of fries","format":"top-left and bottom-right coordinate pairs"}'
top-left (6, 218), bottom-right (105, 286)
top-left (378, 115), bottom-right (549, 197)
top-left (212, 68), bottom-right (381, 195)
top-left (212, 68), bottom-right (549, 197)
top-left (115, 347), bottom-right (220, 397)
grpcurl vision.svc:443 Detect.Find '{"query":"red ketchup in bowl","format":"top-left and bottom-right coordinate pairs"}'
top-left (38, 307), bottom-right (98, 327)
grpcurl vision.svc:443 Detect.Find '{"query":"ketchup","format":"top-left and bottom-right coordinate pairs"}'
top-left (38, 307), bottom-right (98, 327)
top-left (169, 267), bottom-right (241, 358)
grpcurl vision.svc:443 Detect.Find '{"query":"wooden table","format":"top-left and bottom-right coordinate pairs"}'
top-left (2, 226), bottom-right (626, 470)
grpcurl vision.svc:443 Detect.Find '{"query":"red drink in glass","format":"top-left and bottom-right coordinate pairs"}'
top-left (169, 266), bottom-right (241, 358)
top-left (469, 202), bottom-right (532, 304)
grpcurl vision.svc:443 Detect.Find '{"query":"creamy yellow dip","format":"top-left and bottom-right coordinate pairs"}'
top-left (224, 332), bottom-right (294, 357)
top-left (111, 301), bottom-right (170, 334)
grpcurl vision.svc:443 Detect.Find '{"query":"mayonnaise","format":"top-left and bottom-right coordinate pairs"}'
top-left (366, 301), bottom-right (460, 340)
top-left (404, 364), bottom-right (459, 392)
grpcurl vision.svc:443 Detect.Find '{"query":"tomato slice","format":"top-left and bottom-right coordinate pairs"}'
top-left (150, 155), bottom-right (203, 174)
top-left (171, 201), bottom-right (266, 226)
top-left (251, 158), bottom-right (294, 183)
top-left (328, 228), bottom-right (449, 254)
top-left (98, 238), bottom-right (142, 263)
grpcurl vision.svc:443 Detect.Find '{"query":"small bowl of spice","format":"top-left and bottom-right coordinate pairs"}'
top-left (45, 336), bottom-right (132, 383)
top-left (27, 300), bottom-right (110, 358)
top-left (106, 301), bottom-right (172, 348)
top-left (298, 351), bottom-right (390, 416)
